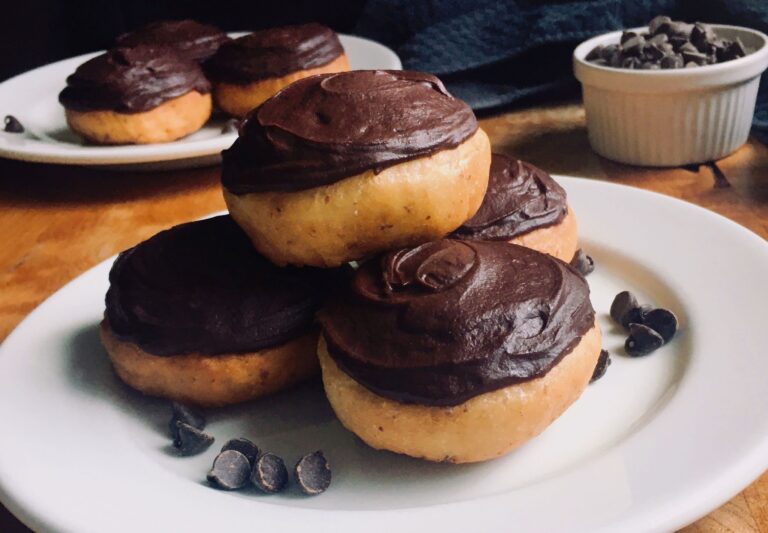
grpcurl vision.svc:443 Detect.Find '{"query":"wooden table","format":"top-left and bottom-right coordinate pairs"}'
top-left (0, 103), bottom-right (766, 532)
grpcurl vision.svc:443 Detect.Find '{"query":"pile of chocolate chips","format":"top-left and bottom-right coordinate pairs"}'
top-left (610, 291), bottom-right (678, 356)
top-left (586, 15), bottom-right (748, 70)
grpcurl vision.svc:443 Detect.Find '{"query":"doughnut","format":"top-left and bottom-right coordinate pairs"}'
top-left (59, 46), bottom-right (212, 144)
top-left (115, 19), bottom-right (230, 63)
top-left (319, 239), bottom-right (601, 463)
top-left (100, 215), bottom-right (335, 407)
top-left (205, 24), bottom-right (350, 117)
top-left (451, 154), bottom-right (578, 262)
top-left (222, 70), bottom-right (492, 267)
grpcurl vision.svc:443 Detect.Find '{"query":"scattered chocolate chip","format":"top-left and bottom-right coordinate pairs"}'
top-left (295, 451), bottom-right (331, 496)
top-left (622, 56), bottom-right (642, 69)
top-left (169, 402), bottom-right (206, 442)
top-left (625, 323), bottom-right (665, 357)
top-left (586, 45), bottom-right (604, 61)
top-left (3, 115), bottom-right (24, 133)
top-left (174, 422), bottom-right (214, 455)
top-left (221, 119), bottom-right (239, 134)
top-left (622, 35), bottom-right (646, 56)
top-left (590, 349), bottom-right (612, 383)
top-left (622, 304), bottom-right (653, 329)
top-left (620, 31), bottom-right (639, 44)
top-left (207, 450), bottom-right (251, 490)
top-left (570, 249), bottom-right (594, 276)
top-left (221, 438), bottom-right (260, 467)
top-left (251, 453), bottom-right (288, 494)
top-left (610, 291), bottom-right (639, 326)
top-left (642, 308), bottom-right (678, 343)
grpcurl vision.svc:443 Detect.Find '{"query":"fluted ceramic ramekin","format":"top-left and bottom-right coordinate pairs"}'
top-left (574, 25), bottom-right (768, 166)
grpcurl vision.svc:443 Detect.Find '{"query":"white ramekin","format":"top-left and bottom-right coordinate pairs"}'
top-left (573, 25), bottom-right (768, 166)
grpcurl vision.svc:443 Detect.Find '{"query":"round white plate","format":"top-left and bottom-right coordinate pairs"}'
top-left (0, 178), bottom-right (767, 533)
top-left (0, 34), bottom-right (401, 170)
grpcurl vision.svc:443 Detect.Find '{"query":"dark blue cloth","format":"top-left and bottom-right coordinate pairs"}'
top-left (355, 0), bottom-right (768, 139)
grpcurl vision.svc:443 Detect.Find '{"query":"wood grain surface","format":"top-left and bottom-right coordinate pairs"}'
top-left (0, 103), bottom-right (766, 532)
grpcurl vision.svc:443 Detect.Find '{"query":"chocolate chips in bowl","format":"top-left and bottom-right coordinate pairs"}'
top-left (586, 16), bottom-right (749, 70)
top-left (573, 19), bottom-right (768, 166)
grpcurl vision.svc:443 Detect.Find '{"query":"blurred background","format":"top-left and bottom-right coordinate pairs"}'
top-left (2, 0), bottom-right (768, 116)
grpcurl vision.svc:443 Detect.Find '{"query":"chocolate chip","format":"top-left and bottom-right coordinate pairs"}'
top-left (295, 451), bottom-right (331, 496)
top-left (682, 50), bottom-right (708, 65)
top-left (644, 43), bottom-right (666, 61)
top-left (623, 304), bottom-right (653, 329)
top-left (660, 54), bottom-right (684, 69)
top-left (590, 349), bottom-right (611, 383)
top-left (3, 115), bottom-right (24, 133)
top-left (647, 33), bottom-right (669, 46)
top-left (622, 56), bottom-right (642, 69)
top-left (691, 23), bottom-right (716, 51)
top-left (610, 291), bottom-right (639, 327)
top-left (221, 438), bottom-right (260, 467)
top-left (585, 45), bottom-right (604, 61)
top-left (221, 118), bottom-right (240, 134)
top-left (669, 35), bottom-right (689, 51)
top-left (570, 249), bottom-right (594, 276)
top-left (174, 422), bottom-right (214, 456)
top-left (642, 308), bottom-right (678, 343)
top-left (625, 323), bottom-right (664, 357)
top-left (621, 31), bottom-right (640, 44)
top-left (678, 42), bottom-right (699, 55)
top-left (649, 15), bottom-right (672, 35)
top-left (169, 402), bottom-right (205, 442)
top-left (251, 453), bottom-right (288, 494)
top-left (622, 35), bottom-right (646, 56)
top-left (207, 450), bottom-right (251, 490)
top-left (600, 44), bottom-right (620, 61)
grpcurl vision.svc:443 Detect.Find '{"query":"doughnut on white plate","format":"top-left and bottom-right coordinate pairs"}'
top-left (0, 178), bottom-right (766, 532)
top-left (0, 33), bottom-right (401, 170)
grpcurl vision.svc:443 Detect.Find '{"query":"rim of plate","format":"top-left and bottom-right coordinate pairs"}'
top-left (0, 178), bottom-right (766, 533)
top-left (0, 33), bottom-right (401, 166)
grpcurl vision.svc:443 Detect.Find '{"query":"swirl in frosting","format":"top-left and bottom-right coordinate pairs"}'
top-left (221, 70), bottom-right (479, 194)
top-left (105, 215), bottom-right (331, 356)
top-left (204, 23), bottom-right (343, 83)
top-left (59, 46), bottom-right (211, 113)
top-left (321, 240), bottom-right (595, 406)
top-left (115, 19), bottom-right (230, 63)
top-left (452, 154), bottom-right (568, 241)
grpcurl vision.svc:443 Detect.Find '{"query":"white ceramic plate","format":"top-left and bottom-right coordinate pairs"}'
top-left (1, 177), bottom-right (767, 533)
top-left (0, 34), bottom-right (401, 170)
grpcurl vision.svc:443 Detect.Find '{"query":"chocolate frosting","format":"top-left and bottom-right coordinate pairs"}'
top-left (321, 240), bottom-right (595, 406)
top-left (221, 70), bottom-right (479, 194)
top-left (205, 23), bottom-right (343, 83)
top-left (105, 215), bottom-right (329, 356)
top-left (59, 46), bottom-right (211, 113)
top-left (452, 154), bottom-right (568, 241)
top-left (115, 19), bottom-right (230, 63)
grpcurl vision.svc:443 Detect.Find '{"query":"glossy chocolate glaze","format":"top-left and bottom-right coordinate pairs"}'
top-left (59, 46), bottom-right (211, 113)
top-left (204, 23), bottom-right (343, 83)
top-left (452, 154), bottom-right (567, 241)
top-left (221, 70), bottom-right (478, 194)
top-left (116, 19), bottom-right (230, 63)
top-left (321, 240), bottom-right (595, 406)
top-left (105, 216), bottom-right (329, 356)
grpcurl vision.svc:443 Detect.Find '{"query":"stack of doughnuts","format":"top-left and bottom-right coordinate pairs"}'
top-left (101, 64), bottom-right (600, 464)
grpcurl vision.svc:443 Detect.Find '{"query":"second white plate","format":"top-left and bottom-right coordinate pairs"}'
top-left (0, 178), bottom-right (767, 532)
top-left (0, 34), bottom-right (402, 170)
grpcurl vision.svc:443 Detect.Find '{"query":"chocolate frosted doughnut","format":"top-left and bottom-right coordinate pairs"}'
top-left (106, 215), bottom-right (323, 356)
top-left (453, 155), bottom-right (568, 241)
top-left (116, 19), bottom-right (230, 63)
top-left (101, 216), bottom-right (335, 406)
top-left (59, 46), bottom-right (210, 113)
top-left (321, 239), bottom-right (595, 406)
top-left (318, 240), bottom-right (601, 462)
top-left (451, 154), bottom-right (578, 261)
top-left (205, 23), bottom-right (344, 83)
top-left (222, 70), bottom-right (490, 267)
top-left (222, 70), bottom-right (479, 193)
